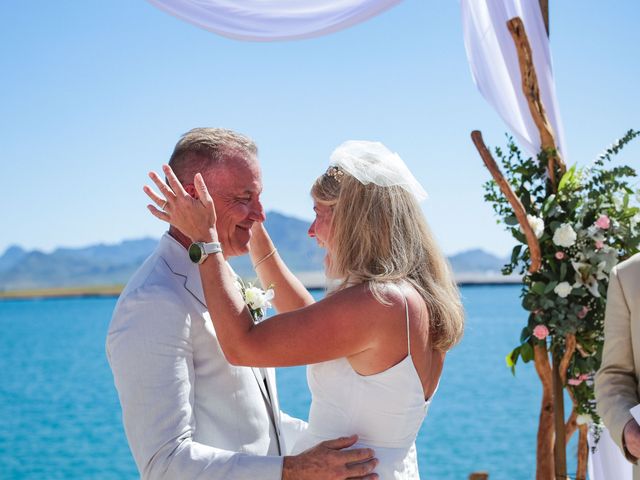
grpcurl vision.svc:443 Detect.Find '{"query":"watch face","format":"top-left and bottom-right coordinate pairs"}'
top-left (188, 243), bottom-right (203, 264)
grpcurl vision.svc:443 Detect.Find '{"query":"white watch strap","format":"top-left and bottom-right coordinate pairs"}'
top-left (202, 242), bottom-right (222, 255)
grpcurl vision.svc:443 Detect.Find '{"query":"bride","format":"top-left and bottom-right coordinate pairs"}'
top-left (145, 140), bottom-right (464, 479)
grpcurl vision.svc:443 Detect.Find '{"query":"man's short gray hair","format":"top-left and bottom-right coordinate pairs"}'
top-left (168, 128), bottom-right (258, 183)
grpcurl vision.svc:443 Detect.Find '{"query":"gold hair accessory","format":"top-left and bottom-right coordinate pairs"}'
top-left (325, 166), bottom-right (344, 183)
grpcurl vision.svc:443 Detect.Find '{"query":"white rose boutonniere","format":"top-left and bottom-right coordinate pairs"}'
top-left (235, 278), bottom-right (274, 323)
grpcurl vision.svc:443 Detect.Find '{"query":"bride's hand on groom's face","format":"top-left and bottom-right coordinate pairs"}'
top-left (144, 165), bottom-right (219, 243)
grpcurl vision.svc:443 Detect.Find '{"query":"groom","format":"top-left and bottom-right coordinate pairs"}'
top-left (596, 253), bottom-right (640, 474)
top-left (107, 128), bottom-right (377, 479)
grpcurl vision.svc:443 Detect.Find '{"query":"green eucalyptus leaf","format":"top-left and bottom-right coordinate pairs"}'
top-left (544, 281), bottom-right (558, 294)
top-left (505, 215), bottom-right (519, 226)
top-left (520, 342), bottom-right (534, 363)
top-left (511, 245), bottom-right (523, 264)
top-left (531, 282), bottom-right (547, 295)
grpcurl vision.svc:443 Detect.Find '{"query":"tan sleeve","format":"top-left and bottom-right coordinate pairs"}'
top-left (595, 265), bottom-right (639, 455)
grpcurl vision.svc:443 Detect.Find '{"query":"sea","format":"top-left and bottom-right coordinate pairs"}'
top-left (0, 285), bottom-right (580, 479)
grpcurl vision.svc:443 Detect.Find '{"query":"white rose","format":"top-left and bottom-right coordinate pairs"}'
top-left (244, 286), bottom-right (274, 310)
top-left (553, 281), bottom-right (573, 298)
top-left (553, 223), bottom-right (577, 248)
top-left (631, 213), bottom-right (640, 229)
top-left (576, 413), bottom-right (592, 426)
top-left (523, 215), bottom-right (545, 239)
top-left (612, 194), bottom-right (624, 211)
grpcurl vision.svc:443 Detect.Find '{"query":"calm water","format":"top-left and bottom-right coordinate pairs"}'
top-left (0, 286), bottom-right (579, 479)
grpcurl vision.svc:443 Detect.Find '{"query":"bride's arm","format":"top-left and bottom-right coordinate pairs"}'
top-left (249, 222), bottom-right (315, 313)
top-left (145, 166), bottom-right (387, 368)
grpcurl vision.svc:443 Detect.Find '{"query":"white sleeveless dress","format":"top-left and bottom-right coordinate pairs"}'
top-left (292, 293), bottom-right (436, 479)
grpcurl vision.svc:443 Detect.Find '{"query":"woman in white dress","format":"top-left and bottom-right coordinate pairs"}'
top-left (145, 140), bottom-right (464, 479)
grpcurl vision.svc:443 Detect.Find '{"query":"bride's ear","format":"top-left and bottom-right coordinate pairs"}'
top-left (184, 183), bottom-right (198, 199)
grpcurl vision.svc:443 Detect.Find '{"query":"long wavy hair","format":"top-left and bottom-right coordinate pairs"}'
top-left (311, 171), bottom-right (464, 352)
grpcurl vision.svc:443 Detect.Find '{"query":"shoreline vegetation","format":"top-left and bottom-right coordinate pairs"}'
top-left (0, 272), bottom-right (520, 301)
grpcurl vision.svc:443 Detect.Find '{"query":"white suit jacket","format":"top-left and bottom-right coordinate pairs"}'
top-left (596, 253), bottom-right (640, 478)
top-left (107, 233), bottom-right (306, 479)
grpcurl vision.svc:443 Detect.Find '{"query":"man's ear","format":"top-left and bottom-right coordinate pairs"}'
top-left (184, 183), bottom-right (198, 199)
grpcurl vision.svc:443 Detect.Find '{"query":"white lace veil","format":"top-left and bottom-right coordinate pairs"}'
top-left (328, 140), bottom-right (428, 202)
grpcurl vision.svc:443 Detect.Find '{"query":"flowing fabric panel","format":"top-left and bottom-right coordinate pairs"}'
top-left (461, 0), bottom-right (567, 159)
top-left (146, 0), bottom-right (403, 41)
top-left (588, 427), bottom-right (632, 480)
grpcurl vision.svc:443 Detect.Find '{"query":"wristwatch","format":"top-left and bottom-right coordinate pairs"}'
top-left (188, 241), bottom-right (223, 264)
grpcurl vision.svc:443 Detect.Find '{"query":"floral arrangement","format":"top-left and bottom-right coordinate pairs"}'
top-left (484, 129), bottom-right (640, 428)
top-left (235, 278), bottom-right (274, 323)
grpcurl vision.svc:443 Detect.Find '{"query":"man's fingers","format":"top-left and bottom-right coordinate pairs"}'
top-left (147, 205), bottom-right (170, 223)
top-left (143, 185), bottom-right (167, 208)
top-left (322, 435), bottom-right (359, 450)
top-left (346, 457), bottom-right (378, 477)
top-left (162, 164), bottom-right (188, 197)
top-left (346, 475), bottom-right (378, 480)
top-left (149, 171), bottom-right (176, 200)
top-left (194, 173), bottom-right (214, 207)
top-left (340, 447), bottom-right (375, 464)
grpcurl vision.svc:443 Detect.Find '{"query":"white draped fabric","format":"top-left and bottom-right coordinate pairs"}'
top-left (146, 0), bottom-right (403, 41)
top-left (588, 427), bottom-right (633, 480)
top-left (460, 0), bottom-right (566, 159)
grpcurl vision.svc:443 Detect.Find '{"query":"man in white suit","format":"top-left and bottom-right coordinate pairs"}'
top-left (596, 252), bottom-right (640, 477)
top-left (107, 128), bottom-right (377, 480)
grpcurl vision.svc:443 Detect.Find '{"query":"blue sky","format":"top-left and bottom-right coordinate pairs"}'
top-left (1, 1), bottom-right (638, 257)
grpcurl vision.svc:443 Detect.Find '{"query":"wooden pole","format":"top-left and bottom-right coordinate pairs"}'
top-left (538, 0), bottom-right (549, 37)
top-left (534, 345), bottom-right (555, 480)
top-left (471, 131), bottom-right (542, 273)
top-left (552, 353), bottom-right (567, 479)
top-left (506, 17), bottom-right (566, 191)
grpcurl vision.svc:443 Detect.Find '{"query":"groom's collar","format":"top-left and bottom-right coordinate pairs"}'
top-left (157, 232), bottom-right (238, 309)
top-left (157, 232), bottom-right (208, 308)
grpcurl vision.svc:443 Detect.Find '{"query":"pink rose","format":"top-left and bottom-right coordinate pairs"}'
top-left (555, 251), bottom-right (565, 260)
top-left (595, 215), bottom-right (611, 230)
top-left (595, 240), bottom-right (604, 250)
top-left (579, 373), bottom-right (590, 381)
top-left (568, 378), bottom-right (582, 386)
top-left (533, 325), bottom-right (549, 340)
top-left (577, 306), bottom-right (590, 319)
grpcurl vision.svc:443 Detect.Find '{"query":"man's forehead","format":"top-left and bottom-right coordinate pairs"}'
top-left (205, 159), bottom-right (262, 192)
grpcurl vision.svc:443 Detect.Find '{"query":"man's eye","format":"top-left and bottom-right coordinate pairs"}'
top-left (237, 197), bottom-right (251, 204)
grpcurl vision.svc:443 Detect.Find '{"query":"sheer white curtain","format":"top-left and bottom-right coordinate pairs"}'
top-left (460, 0), bottom-right (566, 159)
top-left (588, 428), bottom-right (632, 480)
top-left (146, 0), bottom-right (403, 41)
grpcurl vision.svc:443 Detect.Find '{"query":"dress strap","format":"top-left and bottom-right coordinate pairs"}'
top-left (402, 292), bottom-right (411, 356)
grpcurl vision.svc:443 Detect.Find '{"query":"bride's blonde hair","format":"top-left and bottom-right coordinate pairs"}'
top-left (311, 172), bottom-right (464, 352)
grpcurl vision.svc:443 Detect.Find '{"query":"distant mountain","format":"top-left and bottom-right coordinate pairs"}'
top-left (0, 238), bottom-right (158, 290)
top-left (0, 212), bottom-right (510, 291)
top-left (448, 248), bottom-right (509, 274)
top-left (0, 212), bottom-right (323, 291)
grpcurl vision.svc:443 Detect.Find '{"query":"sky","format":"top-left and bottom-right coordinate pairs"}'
top-left (1, 1), bottom-right (638, 257)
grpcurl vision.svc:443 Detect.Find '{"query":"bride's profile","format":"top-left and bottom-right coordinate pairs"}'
top-left (145, 140), bottom-right (464, 479)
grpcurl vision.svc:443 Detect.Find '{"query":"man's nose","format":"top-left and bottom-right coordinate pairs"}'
top-left (249, 198), bottom-right (266, 223)
top-left (308, 220), bottom-right (316, 238)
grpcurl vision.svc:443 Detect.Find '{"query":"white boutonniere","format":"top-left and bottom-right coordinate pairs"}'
top-left (235, 278), bottom-right (274, 323)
